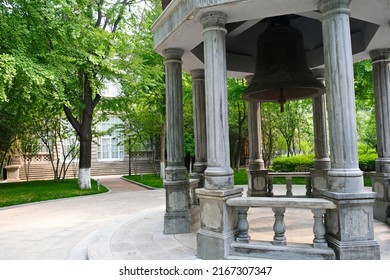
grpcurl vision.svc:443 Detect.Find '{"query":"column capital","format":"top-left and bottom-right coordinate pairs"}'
top-left (369, 48), bottom-right (390, 62)
top-left (318, 0), bottom-right (351, 17)
top-left (162, 48), bottom-right (184, 61)
top-left (190, 69), bottom-right (205, 80)
top-left (201, 11), bottom-right (227, 33)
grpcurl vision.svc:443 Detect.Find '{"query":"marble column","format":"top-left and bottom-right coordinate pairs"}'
top-left (318, 0), bottom-right (379, 259)
top-left (190, 69), bottom-right (207, 186)
top-left (369, 48), bottom-right (390, 224)
top-left (162, 48), bottom-right (191, 234)
top-left (196, 11), bottom-right (242, 260)
top-left (245, 76), bottom-right (268, 197)
top-left (311, 68), bottom-right (330, 196)
top-left (201, 12), bottom-right (234, 191)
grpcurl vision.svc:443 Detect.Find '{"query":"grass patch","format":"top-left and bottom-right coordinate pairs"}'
top-left (364, 176), bottom-right (372, 187)
top-left (0, 179), bottom-right (108, 208)
top-left (272, 177), bottom-right (307, 184)
top-left (234, 169), bottom-right (248, 185)
top-left (123, 170), bottom-right (374, 189)
top-left (233, 169), bottom-right (373, 187)
top-left (123, 174), bottom-right (163, 188)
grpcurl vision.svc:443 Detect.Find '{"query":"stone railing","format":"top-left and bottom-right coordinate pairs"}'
top-left (24, 153), bottom-right (53, 162)
top-left (267, 172), bottom-right (312, 197)
top-left (226, 196), bottom-right (337, 259)
top-left (189, 178), bottom-right (201, 206)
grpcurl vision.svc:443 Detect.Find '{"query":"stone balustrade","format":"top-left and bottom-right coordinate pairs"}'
top-left (226, 196), bottom-right (337, 259)
top-left (267, 172), bottom-right (312, 197)
top-left (189, 178), bottom-right (200, 206)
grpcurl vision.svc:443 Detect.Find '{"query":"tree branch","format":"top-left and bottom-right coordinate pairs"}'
top-left (92, 94), bottom-right (101, 110)
top-left (64, 105), bottom-right (81, 135)
top-left (95, 0), bottom-right (105, 28)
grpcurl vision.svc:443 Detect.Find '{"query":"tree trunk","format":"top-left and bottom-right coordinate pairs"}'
top-left (78, 135), bottom-right (92, 189)
top-left (64, 71), bottom-right (100, 189)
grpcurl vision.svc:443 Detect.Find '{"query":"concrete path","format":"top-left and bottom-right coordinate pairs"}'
top-left (0, 175), bottom-right (389, 260)
top-left (0, 175), bottom-right (164, 259)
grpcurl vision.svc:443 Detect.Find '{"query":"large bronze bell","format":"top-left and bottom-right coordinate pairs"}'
top-left (243, 20), bottom-right (325, 111)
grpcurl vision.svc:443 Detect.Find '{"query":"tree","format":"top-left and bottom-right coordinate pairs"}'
top-left (273, 99), bottom-right (312, 157)
top-left (100, 2), bottom-right (167, 177)
top-left (228, 78), bottom-right (248, 169)
top-left (56, 1), bottom-right (151, 189)
top-left (260, 102), bottom-right (280, 167)
top-left (0, 0), bottom-right (66, 179)
top-left (354, 60), bottom-right (376, 149)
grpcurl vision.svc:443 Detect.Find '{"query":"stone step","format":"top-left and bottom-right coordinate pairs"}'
top-left (230, 240), bottom-right (335, 260)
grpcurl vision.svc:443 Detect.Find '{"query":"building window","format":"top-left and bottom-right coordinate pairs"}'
top-left (97, 116), bottom-right (124, 160)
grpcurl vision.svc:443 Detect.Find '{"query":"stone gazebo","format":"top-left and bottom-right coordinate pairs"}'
top-left (152, 0), bottom-right (390, 260)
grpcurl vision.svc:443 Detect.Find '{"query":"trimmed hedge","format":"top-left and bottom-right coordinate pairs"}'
top-left (358, 152), bottom-right (377, 172)
top-left (271, 154), bottom-right (315, 172)
top-left (271, 153), bottom-right (377, 172)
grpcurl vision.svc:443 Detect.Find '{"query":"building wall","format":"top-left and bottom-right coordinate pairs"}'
top-left (18, 144), bottom-right (159, 181)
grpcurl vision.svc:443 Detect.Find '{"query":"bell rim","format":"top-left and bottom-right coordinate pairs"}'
top-left (242, 86), bottom-right (325, 102)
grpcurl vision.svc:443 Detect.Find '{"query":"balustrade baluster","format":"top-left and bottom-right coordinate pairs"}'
top-left (305, 176), bottom-right (312, 197)
top-left (267, 177), bottom-right (274, 196)
top-left (272, 207), bottom-right (286, 245)
top-left (236, 206), bottom-right (250, 243)
top-left (312, 209), bottom-right (328, 248)
top-left (286, 176), bottom-right (293, 197)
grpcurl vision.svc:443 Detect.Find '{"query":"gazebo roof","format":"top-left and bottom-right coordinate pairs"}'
top-left (152, 0), bottom-right (390, 78)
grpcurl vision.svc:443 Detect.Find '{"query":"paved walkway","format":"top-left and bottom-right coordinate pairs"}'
top-left (0, 175), bottom-right (389, 260)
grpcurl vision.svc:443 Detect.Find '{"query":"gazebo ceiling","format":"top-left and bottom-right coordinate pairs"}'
top-left (152, 0), bottom-right (390, 78)
top-left (191, 12), bottom-right (379, 74)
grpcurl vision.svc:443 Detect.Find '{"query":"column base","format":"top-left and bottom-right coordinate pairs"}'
top-left (327, 236), bottom-right (380, 260)
top-left (197, 229), bottom-right (236, 260)
top-left (163, 179), bottom-right (191, 234)
top-left (375, 158), bottom-right (390, 173)
top-left (314, 158), bottom-right (331, 170)
top-left (320, 190), bottom-right (381, 260)
top-left (246, 169), bottom-right (268, 197)
top-left (164, 210), bottom-right (191, 234)
top-left (370, 172), bottom-right (390, 223)
top-left (310, 169), bottom-right (328, 197)
top-left (204, 167), bottom-right (234, 190)
top-left (196, 188), bottom-right (243, 259)
top-left (327, 168), bottom-right (364, 193)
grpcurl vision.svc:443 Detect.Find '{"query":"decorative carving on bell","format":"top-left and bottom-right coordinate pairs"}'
top-left (243, 19), bottom-right (325, 111)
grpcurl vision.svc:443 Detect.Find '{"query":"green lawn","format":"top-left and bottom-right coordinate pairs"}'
top-left (123, 174), bottom-right (163, 188)
top-left (0, 179), bottom-right (109, 208)
top-left (125, 172), bottom-right (251, 187)
top-left (123, 169), bottom-right (373, 189)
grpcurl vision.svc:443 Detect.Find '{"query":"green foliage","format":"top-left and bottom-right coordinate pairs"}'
top-left (271, 154), bottom-right (315, 172)
top-left (358, 152), bottom-right (377, 172)
top-left (228, 78), bottom-right (248, 168)
top-left (271, 151), bottom-right (377, 172)
top-left (0, 54), bottom-right (16, 101)
top-left (0, 179), bottom-right (108, 207)
top-left (100, 3), bottom-right (165, 153)
top-left (354, 60), bottom-right (374, 110)
top-left (184, 132), bottom-right (195, 157)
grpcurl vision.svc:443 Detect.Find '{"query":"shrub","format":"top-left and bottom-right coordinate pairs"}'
top-left (271, 154), bottom-right (315, 172)
top-left (359, 152), bottom-right (377, 172)
top-left (271, 152), bottom-right (377, 172)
